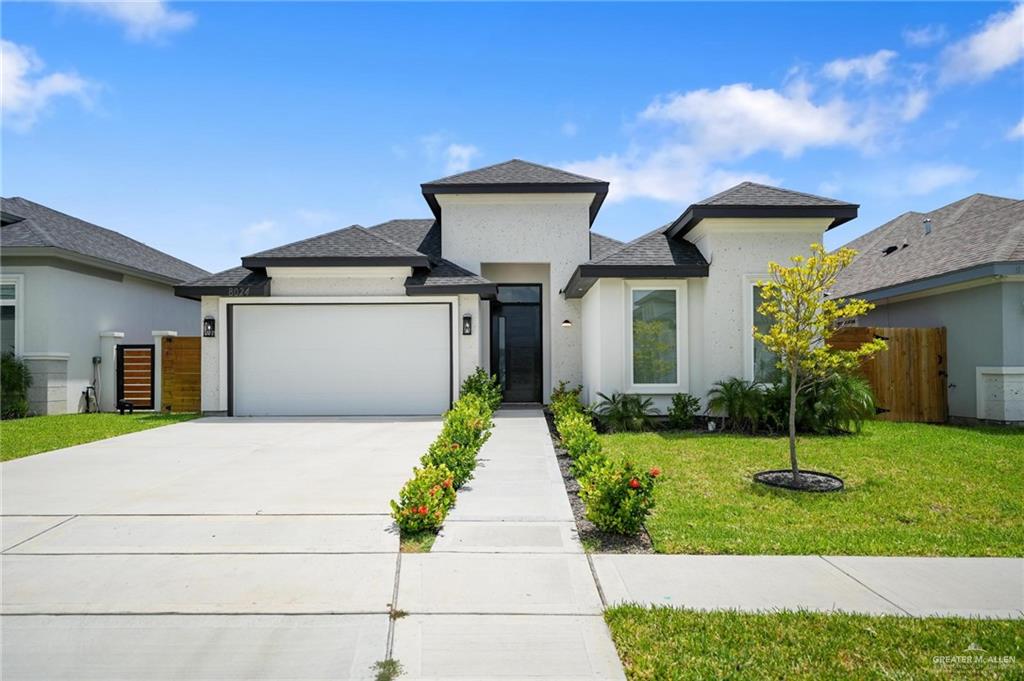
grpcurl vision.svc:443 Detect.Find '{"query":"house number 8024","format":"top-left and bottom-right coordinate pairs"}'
top-left (227, 286), bottom-right (251, 297)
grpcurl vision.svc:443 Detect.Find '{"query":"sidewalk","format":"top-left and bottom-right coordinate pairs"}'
top-left (393, 408), bottom-right (1023, 678)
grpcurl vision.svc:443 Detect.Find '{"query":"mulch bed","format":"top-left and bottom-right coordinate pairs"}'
top-left (544, 411), bottom-right (654, 554)
top-left (753, 469), bottom-right (845, 492)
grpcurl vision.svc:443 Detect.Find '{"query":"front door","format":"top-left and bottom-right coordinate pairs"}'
top-left (490, 284), bottom-right (542, 403)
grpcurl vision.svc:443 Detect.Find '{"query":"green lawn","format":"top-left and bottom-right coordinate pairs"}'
top-left (605, 606), bottom-right (1023, 680)
top-left (599, 421), bottom-right (1023, 556)
top-left (0, 412), bottom-right (198, 461)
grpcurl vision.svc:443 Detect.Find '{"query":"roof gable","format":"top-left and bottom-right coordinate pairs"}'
top-left (0, 197), bottom-right (209, 283)
top-left (665, 182), bottom-right (858, 238)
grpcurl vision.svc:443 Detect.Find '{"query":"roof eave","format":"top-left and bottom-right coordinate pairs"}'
top-left (664, 204), bottom-right (860, 239)
top-left (405, 282), bottom-right (498, 298)
top-left (835, 261), bottom-right (1024, 302)
top-left (240, 255), bottom-right (431, 269)
top-left (564, 263), bottom-right (711, 299)
top-left (421, 182), bottom-right (610, 226)
top-left (1, 245), bottom-right (197, 286)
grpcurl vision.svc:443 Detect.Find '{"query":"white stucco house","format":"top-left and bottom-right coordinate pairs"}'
top-left (176, 159), bottom-right (858, 416)
top-left (1, 197), bottom-right (208, 414)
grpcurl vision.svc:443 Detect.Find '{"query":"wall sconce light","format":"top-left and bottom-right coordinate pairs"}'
top-left (561, 319), bottom-right (573, 328)
top-left (462, 313), bottom-right (473, 336)
top-left (203, 316), bottom-right (216, 338)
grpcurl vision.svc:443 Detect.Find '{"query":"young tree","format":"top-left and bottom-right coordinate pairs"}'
top-left (754, 244), bottom-right (886, 481)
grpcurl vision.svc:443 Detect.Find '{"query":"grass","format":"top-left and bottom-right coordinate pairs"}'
top-left (605, 606), bottom-right (1023, 680)
top-left (399, 529), bottom-right (438, 553)
top-left (599, 421), bottom-right (1023, 556)
top-left (0, 412), bottom-right (198, 461)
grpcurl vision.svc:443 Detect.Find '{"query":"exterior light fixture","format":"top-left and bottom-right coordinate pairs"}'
top-left (561, 319), bottom-right (573, 328)
top-left (462, 313), bottom-right (472, 336)
top-left (203, 316), bottom-right (216, 338)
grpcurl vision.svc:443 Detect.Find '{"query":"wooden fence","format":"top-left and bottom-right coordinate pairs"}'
top-left (829, 326), bottom-right (947, 423)
top-left (116, 345), bottom-right (154, 409)
top-left (161, 336), bottom-right (201, 413)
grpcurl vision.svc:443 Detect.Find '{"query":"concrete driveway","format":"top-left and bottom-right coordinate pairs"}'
top-left (1, 417), bottom-right (440, 680)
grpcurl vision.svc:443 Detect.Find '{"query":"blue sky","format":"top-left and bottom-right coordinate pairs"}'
top-left (3, 2), bottom-right (1022, 274)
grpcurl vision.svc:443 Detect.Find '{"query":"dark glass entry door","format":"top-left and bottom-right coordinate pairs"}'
top-left (490, 285), bottom-right (542, 403)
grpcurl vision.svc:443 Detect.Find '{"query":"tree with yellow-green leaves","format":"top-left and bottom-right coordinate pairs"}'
top-left (755, 243), bottom-right (887, 482)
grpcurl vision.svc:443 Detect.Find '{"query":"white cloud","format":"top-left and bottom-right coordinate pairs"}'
top-left (1009, 117), bottom-right (1024, 140)
top-left (901, 89), bottom-right (930, 121)
top-left (641, 83), bottom-right (874, 158)
top-left (1, 40), bottom-right (92, 132)
top-left (565, 145), bottom-right (777, 205)
top-left (903, 24), bottom-right (948, 48)
top-left (561, 121), bottom-right (578, 137)
top-left (239, 219), bottom-right (278, 250)
top-left (443, 143), bottom-right (480, 173)
top-left (940, 3), bottom-right (1024, 83)
top-left (68, 1), bottom-right (195, 42)
top-left (823, 49), bottom-right (898, 83)
top-left (900, 163), bottom-right (977, 196)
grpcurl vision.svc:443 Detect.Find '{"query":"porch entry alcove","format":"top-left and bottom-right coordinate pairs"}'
top-left (490, 284), bottom-right (543, 403)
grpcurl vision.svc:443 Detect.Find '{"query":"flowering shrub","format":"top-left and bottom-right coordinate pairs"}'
top-left (390, 464), bottom-right (457, 533)
top-left (579, 458), bottom-right (661, 535)
top-left (460, 367), bottom-right (502, 413)
top-left (420, 393), bottom-right (494, 489)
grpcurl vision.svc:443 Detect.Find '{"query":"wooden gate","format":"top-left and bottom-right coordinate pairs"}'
top-left (117, 344), bottom-right (155, 409)
top-left (161, 336), bottom-right (201, 413)
top-left (829, 326), bottom-right (947, 423)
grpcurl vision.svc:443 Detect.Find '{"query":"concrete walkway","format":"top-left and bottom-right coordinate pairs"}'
top-left (3, 410), bottom-right (1021, 680)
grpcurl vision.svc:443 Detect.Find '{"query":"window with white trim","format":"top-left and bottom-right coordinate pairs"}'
top-left (752, 284), bottom-right (780, 383)
top-left (1, 278), bottom-right (19, 355)
top-left (631, 288), bottom-right (677, 385)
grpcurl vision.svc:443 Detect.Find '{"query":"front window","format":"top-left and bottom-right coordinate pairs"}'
top-left (0, 281), bottom-right (17, 355)
top-left (632, 289), bottom-right (677, 384)
top-left (752, 284), bottom-right (780, 383)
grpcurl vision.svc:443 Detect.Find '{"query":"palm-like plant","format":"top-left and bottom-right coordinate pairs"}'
top-left (594, 392), bottom-right (656, 433)
top-left (706, 378), bottom-right (764, 433)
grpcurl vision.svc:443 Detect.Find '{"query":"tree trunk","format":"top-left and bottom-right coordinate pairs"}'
top-left (789, 365), bottom-right (799, 481)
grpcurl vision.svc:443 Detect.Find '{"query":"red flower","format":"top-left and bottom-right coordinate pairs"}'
top-left (443, 478), bottom-right (453, 488)
top-left (429, 485), bottom-right (440, 497)
top-left (649, 467), bottom-right (661, 478)
top-left (418, 505), bottom-right (428, 515)
top-left (629, 478), bottom-right (640, 489)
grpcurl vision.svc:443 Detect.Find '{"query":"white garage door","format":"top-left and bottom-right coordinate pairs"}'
top-left (231, 303), bottom-right (451, 416)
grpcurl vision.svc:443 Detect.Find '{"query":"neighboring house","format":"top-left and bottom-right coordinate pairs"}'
top-left (176, 159), bottom-right (857, 416)
top-left (833, 193), bottom-right (1024, 424)
top-left (1, 197), bottom-right (209, 415)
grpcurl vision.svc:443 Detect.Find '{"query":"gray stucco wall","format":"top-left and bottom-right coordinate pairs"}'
top-left (1, 259), bottom-right (201, 413)
top-left (860, 281), bottom-right (1023, 420)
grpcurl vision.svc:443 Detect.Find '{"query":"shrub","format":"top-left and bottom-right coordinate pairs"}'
top-left (550, 381), bottom-right (584, 422)
top-left (461, 367), bottom-right (502, 412)
top-left (706, 378), bottom-right (765, 433)
top-left (1, 352), bottom-right (32, 420)
top-left (580, 458), bottom-right (661, 535)
top-left (574, 448), bottom-right (609, 479)
top-left (390, 464), bottom-right (456, 533)
top-left (595, 392), bottom-right (656, 433)
top-left (558, 411), bottom-right (601, 458)
top-left (421, 393), bottom-right (494, 488)
top-left (763, 371), bottom-right (876, 435)
top-left (668, 393), bottom-right (701, 430)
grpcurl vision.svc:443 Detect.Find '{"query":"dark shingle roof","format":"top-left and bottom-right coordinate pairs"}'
top-left (833, 193), bottom-right (1024, 298)
top-left (665, 182), bottom-right (859, 238)
top-left (368, 219), bottom-right (440, 259)
top-left (0, 197), bottom-right (209, 283)
top-left (564, 226), bottom-right (710, 298)
top-left (241, 224), bottom-right (430, 268)
top-left (405, 259), bottom-right (496, 296)
top-left (423, 159), bottom-right (605, 187)
top-left (175, 266), bottom-right (271, 299)
top-left (697, 182), bottom-right (853, 207)
top-left (590, 232), bottom-right (623, 260)
top-left (421, 159), bottom-right (610, 225)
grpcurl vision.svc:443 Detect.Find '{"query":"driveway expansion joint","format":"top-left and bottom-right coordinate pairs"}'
top-left (818, 555), bottom-right (913, 616)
